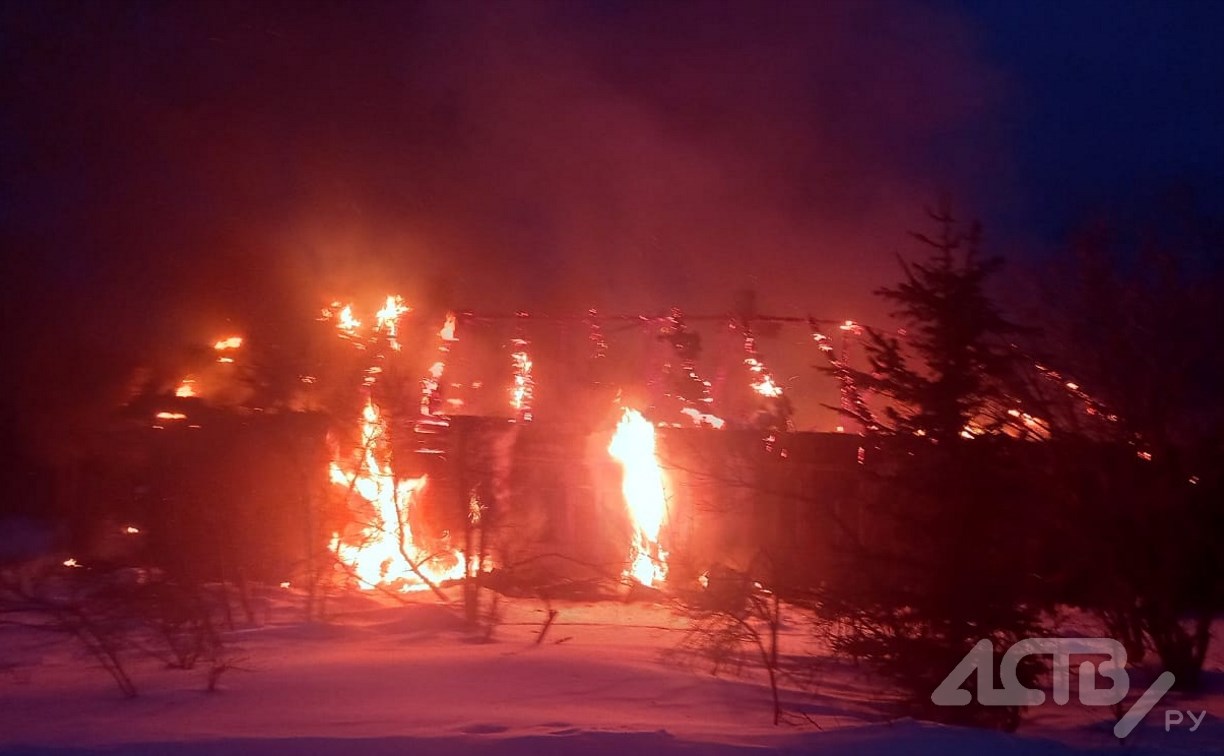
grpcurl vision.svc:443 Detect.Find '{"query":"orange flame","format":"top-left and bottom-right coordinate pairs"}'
top-left (320, 296), bottom-right (469, 591)
top-left (213, 335), bottom-right (243, 363)
top-left (510, 338), bottom-right (533, 421)
top-left (745, 357), bottom-right (783, 398)
top-left (420, 313), bottom-right (457, 422)
top-left (438, 313), bottom-right (458, 342)
top-left (174, 378), bottom-right (198, 398)
top-left (338, 304), bottom-right (361, 332)
top-left (329, 399), bottom-right (465, 591)
top-left (608, 408), bottom-right (668, 586)
top-left (374, 295), bottom-right (410, 350)
top-left (321, 302), bottom-right (363, 341)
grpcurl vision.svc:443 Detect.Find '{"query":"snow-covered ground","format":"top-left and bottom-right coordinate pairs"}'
top-left (1, 589), bottom-right (1221, 755)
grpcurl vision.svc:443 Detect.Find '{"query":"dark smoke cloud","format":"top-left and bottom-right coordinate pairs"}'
top-left (1, 0), bottom-right (1013, 427)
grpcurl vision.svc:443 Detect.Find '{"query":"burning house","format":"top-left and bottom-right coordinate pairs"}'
top-left (109, 294), bottom-right (873, 602)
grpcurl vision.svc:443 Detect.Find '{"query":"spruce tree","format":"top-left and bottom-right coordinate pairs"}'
top-left (822, 205), bottom-right (1045, 730)
top-left (847, 204), bottom-right (1019, 441)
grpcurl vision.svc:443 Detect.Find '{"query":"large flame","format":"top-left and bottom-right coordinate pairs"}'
top-left (608, 408), bottom-right (669, 586)
top-left (323, 297), bottom-right (468, 590)
top-left (329, 398), bottom-right (465, 591)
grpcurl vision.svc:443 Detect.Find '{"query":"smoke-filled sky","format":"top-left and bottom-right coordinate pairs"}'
top-left (1, 0), bottom-right (1221, 422)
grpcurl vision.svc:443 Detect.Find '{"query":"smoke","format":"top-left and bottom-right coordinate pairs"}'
top-left (2, 0), bottom-right (1013, 427)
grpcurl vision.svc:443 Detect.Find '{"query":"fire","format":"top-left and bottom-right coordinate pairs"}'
top-left (374, 295), bottom-right (410, 350)
top-left (746, 357), bottom-right (784, 398)
top-left (419, 313), bottom-right (458, 425)
top-left (320, 297), bottom-right (472, 592)
top-left (174, 378), bottom-right (197, 398)
top-left (213, 336), bottom-right (242, 362)
top-left (608, 408), bottom-right (669, 586)
top-left (510, 338), bottom-right (533, 421)
top-left (742, 332), bottom-right (784, 399)
top-left (320, 297), bottom-right (469, 591)
top-left (213, 336), bottom-right (243, 351)
top-left (338, 304), bottom-right (361, 333)
top-left (321, 301), bottom-right (364, 341)
top-left (329, 398), bottom-right (465, 591)
top-left (438, 312), bottom-right (458, 342)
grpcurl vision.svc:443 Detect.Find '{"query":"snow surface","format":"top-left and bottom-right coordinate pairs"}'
top-left (1, 589), bottom-right (1221, 755)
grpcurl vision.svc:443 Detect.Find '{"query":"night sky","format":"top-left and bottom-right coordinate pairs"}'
top-left (956, 0), bottom-right (1224, 241)
top-left (1, 0), bottom-right (1221, 424)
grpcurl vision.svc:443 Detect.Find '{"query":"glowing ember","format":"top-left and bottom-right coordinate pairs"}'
top-left (174, 378), bottom-right (198, 398)
top-left (607, 408), bottom-right (669, 586)
top-left (329, 399), bottom-right (465, 591)
top-left (155, 411), bottom-right (187, 421)
top-left (746, 357), bottom-right (784, 398)
top-left (742, 332), bottom-right (785, 399)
